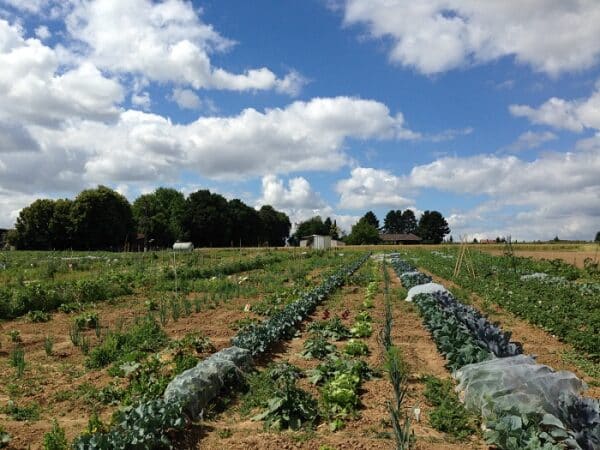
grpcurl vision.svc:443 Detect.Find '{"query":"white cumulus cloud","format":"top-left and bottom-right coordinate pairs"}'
top-left (337, 0), bottom-right (600, 75)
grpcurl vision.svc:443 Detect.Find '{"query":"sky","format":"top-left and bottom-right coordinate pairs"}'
top-left (0, 0), bottom-right (599, 241)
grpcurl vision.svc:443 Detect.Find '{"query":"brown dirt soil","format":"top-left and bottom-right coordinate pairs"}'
top-left (198, 264), bottom-right (490, 450)
top-left (418, 268), bottom-right (600, 399)
top-left (0, 268), bottom-right (311, 449)
top-left (483, 249), bottom-right (599, 269)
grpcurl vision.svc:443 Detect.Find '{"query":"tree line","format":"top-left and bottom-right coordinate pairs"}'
top-left (8, 186), bottom-right (291, 250)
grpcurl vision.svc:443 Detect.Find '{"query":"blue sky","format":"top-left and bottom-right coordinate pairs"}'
top-left (0, 0), bottom-right (599, 240)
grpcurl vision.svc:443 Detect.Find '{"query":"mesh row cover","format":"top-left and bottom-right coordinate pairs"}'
top-left (405, 282), bottom-right (449, 302)
top-left (455, 355), bottom-right (585, 418)
top-left (164, 346), bottom-right (253, 419)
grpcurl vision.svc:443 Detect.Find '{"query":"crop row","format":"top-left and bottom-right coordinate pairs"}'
top-left (409, 249), bottom-right (600, 360)
top-left (390, 257), bottom-right (599, 450)
top-left (74, 254), bottom-right (369, 448)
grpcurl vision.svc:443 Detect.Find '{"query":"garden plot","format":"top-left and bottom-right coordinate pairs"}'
top-left (0, 250), bottom-right (352, 448)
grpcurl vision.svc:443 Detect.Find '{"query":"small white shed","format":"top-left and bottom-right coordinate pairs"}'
top-left (173, 242), bottom-right (194, 252)
top-left (301, 235), bottom-right (331, 250)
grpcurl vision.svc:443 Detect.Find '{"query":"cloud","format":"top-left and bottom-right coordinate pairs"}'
top-left (34, 25), bottom-right (50, 40)
top-left (502, 131), bottom-right (557, 152)
top-left (65, 0), bottom-right (305, 95)
top-left (510, 82), bottom-right (600, 132)
top-left (170, 88), bottom-right (201, 110)
top-left (338, 0), bottom-right (600, 75)
top-left (336, 167), bottom-right (414, 210)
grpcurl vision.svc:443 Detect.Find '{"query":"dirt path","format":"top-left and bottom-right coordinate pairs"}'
top-left (418, 268), bottom-right (600, 398)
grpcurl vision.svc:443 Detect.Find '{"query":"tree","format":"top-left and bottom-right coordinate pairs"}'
top-left (345, 217), bottom-right (381, 245)
top-left (401, 209), bottom-right (417, 234)
top-left (417, 210), bottom-right (450, 244)
top-left (13, 199), bottom-right (56, 249)
top-left (258, 205), bottom-right (291, 246)
top-left (181, 190), bottom-right (230, 247)
top-left (595, 231), bottom-right (600, 242)
top-left (71, 186), bottom-right (135, 250)
top-left (132, 188), bottom-right (185, 248)
top-left (383, 210), bottom-right (403, 233)
top-left (362, 211), bottom-right (379, 229)
top-left (329, 219), bottom-right (340, 240)
top-left (49, 199), bottom-right (74, 249)
top-left (227, 199), bottom-right (262, 246)
top-left (292, 216), bottom-right (329, 244)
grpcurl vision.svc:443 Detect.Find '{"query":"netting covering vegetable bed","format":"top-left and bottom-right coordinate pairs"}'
top-left (387, 254), bottom-right (600, 450)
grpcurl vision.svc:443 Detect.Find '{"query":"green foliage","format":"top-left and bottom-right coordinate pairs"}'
top-left (423, 376), bottom-right (477, 440)
top-left (307, 316), bottom-right (351, 341)
top-left (343, 339), bottom-right (369, 356)
top-left (417, 210), bottom-right (450, 244)
top-left (251, 363), bottom-right (318, 431)
top-left (0, 425), bottom-right (10, 448)
top-left (301, 336), bottom-right (338, 359)
top-left (26, 310), bottom-right (51, 322)
top-left (350, 320), bottom-right (372, 338)
top-left (44, 335), bottom-right (53, 356)
top-left (320, 372), bottom-right (361, 421)
top-left (345, 218), bottom-right (381, 245)
top-left (308, 357), bottom-right (376, 386)
top-left (8, 330), bottom-right (21, 343)
top-left (2, 401), bottom-right (40, 421)
top-left (9, 345), bottom-right (26, 377)
top-left (85, 315), bottom-right (168, 369)
top-left (43, 420), bottom-right (68, 450)
top-left (74, 312), bottom-right (100, 330)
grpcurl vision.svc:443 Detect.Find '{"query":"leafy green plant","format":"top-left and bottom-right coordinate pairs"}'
top-left (350, 320), bottom-right (372, 338)
top-left (308, 357), bottom-right (376, 386)
top-left (0, 425), bottom-right (10, 448)
top-left (2, 400), bottom-right (40, 421)
top-left (343, 339), bottom-right (369, 356)
top-left (26, 310), bottom-right (51, 322)
top-left (74, 312), bottom-right (99, 330)
top-left (308, 316), bottom-right (351, 341)
top-left (301, 336), bottom-right (337, 360)
top-left (423, 376), bottom-right (477, 440)
top-left (320, 372), bottom-right (361, 425)
top-left (252, 363), bottom-right (318, 431)
top-left (8, 330), bottom-right (21, 343)
top-left (43, 420), bottom-right (68, 450)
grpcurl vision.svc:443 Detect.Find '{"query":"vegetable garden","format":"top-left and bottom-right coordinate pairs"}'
top-left (0, 246), bottom-right (598, 449)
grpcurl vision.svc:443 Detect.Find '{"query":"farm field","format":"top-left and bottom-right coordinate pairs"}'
top-left (0, 247), bottom-right (598, 449)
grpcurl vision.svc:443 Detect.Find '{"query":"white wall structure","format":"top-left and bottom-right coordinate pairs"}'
top-left (173, 242), bottom-right (194, 251)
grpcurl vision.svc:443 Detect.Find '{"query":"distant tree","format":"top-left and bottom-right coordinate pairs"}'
top-left (401, 209), bottom-right (418, 234)
top-left (417, 210), bottom-right (450, 244)
top-left (329, 219), bottom-right (340, 240)
top-left (133, 188), bottom-right (185, 248)
top-left (13, 199), bottom-right (56, 249)
top-left (227, 199), bottom-right (262, 246)
top-left (181, 190), bottom-right (230, 247)
top-left (345, 217), bottom-right (381, 245)
top-left (258, 205), bottom-right (291, 246)
top-left (49, 199), bottom-right (74, 249)
top-left (383, 210), bottom-right (403, 233)
top-left (292, 216), bottom-right (329, 244)
top-left (553, 236), bottom-right (560, 242)
top-left (449, 235), bottom-right (454, 243)
top-left (596, 231), bottom-right (600, 242)
top-left (362, 211), bottom-right (380, 230)
top-left (472, 238), bottom-right (478, 243)
top-left (71, 186), bottom-right (135, 250)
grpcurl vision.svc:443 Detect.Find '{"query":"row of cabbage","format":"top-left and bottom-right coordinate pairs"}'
top-left (389, 256), bottom-right (600, 450)
top-left (74, 254), bottom-right (369, 449)
top-left (405, 249), bottom-right (599, 360)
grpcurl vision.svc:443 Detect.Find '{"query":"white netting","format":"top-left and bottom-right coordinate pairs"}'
top-left (405, 282), bottom-right (449, 302)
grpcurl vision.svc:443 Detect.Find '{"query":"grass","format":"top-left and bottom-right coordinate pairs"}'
top-left (2, 401), bottom-right (40, 421)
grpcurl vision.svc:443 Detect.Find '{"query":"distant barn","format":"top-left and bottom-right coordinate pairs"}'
top-left (379, 233), bottom-right (422, 245)
top-left (173, 242), bottom-right (194, 252)
top-left (299, 235), bottom-right (332, 250)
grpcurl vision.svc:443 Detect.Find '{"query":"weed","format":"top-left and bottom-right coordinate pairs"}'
top-left (26, 310), bottom-right (51, 323)
top-left (170, 296), bottom-right (181, 321)
top-left (44, 335), bottom-right (53, 356)
top-left (182, 296), bottom-right (192, 316)
top-left (0, 424), bottom-right (10, 448)
top-left (43, 420), bottom-right (68, 450)
top-left (69, 323), bottom-right (81, 346)
top-left (10, 345), bottom-right (26, 377)
top-left (158, 297), bottom-right (169, 326)
top-left (8, 330), bottom-right (21, 343)
top-left (217, 428), bottom-right (233, 439)
top-left (2, 401), bottom-right (40, 421)
top-left (74, 312), bottom-right (99, 330)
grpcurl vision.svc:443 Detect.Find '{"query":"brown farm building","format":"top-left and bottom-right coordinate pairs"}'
top-left (380, 233), bottom-right (422, 244)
